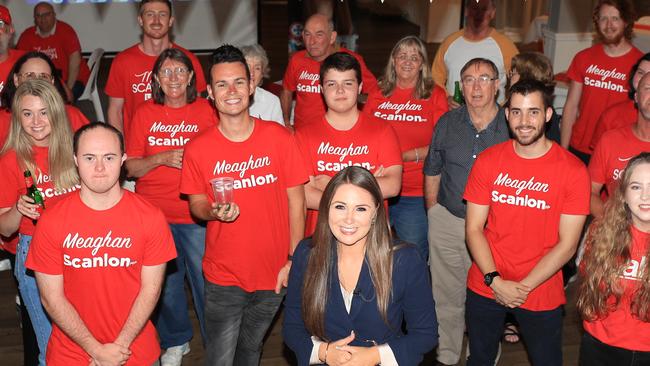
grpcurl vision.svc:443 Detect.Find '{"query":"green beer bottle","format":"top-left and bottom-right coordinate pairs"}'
top-left (24, 170), bottom-right (45, 223)
top-left (453, 80), bottom-right (464, 105)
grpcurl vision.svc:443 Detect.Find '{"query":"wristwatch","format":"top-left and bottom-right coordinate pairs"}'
top-left (484, 271), bottom-right (500, 287)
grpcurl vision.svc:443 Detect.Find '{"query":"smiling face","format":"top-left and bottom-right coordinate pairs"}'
top-left (245, 56), bottom-right (263, 87)
top-left (207, 61), bottom-right (254, 118)
top-left (506, 91), bottom-right (552, 147)
top-left (75, 127), bottom-right (125, 195)
top-left (393, 45), bottom-right (423, 87)
top-left (19, 94), bottom-right (51, 147)
top-left (321, 68), bottom-right (360, 115)
top-left (596, 4), bottom-right (626, 45)
top-left (625, 162), bottom-right (650, 232)
top-left (157, 58), bottom-right (192, 105)
top-left (328, 183), bottom-right (377, 248)
top-left (138, 1), bottom-right (173, 41)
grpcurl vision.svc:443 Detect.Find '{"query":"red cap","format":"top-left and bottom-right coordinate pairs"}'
top-left (0, 5), bottom-right (12, 26)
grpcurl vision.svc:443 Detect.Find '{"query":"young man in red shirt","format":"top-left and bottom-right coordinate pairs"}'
top-left (281, 13), bottom-right (377, 129)
top-left (464, 79), bottom-right (590, 365)
top-left (295, 52), bottom-right (402, 236)
top-left (17, 2), bottom-right (85, 99)
top-left (561, 0), bottom-right (642, 164)
top-left (180, 45), bottom-right (307, 365)
top-left (26, 123), bottom-right (176, 366)
top-left (105, 0), bottom-right (206, 139)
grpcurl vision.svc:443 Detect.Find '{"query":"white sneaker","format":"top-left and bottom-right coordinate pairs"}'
top-left (160, 342), bottom-right (190, 366)
top-left (0, 258), bottom-right (11, 271)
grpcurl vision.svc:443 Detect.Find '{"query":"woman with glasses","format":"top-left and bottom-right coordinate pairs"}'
top-left (363, 36), bottom-right (448, 262)
top-left (0, 51), bottom-right (88, 144)
top-left (283, 166), bottom-right (437, 366)
top-left (125, 48), bottom-right (215, 365)
top-left (0, 79), bottom-right (80, 366)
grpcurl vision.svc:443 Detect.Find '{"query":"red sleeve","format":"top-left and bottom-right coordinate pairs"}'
top-left (361, 89), bottom-right (382, 119)
top-left (15, 31), bottom-right (30, 51)
top-left (0, 153), bottom-right (22, 209)
top-left (293, 129), bottom-right (316, 176)
top-left (179, 139), bottom-right (208, 195)
top-left (283, 54), bottom-right (298, 92)
top-left (431, 86), bottom-right (449, 128)
top-left (60, 22), bottom-right (81, 54)
top-left (463, 154), bottom-right (492, 205)
top-left (126, 106), bottom-right (147, 158)
top-left (378, 124), bottom-right (403, 168)
top-left (105, 55), bottom-right (126, 98)
top-left (26, 210), bottom-right (63, 275)
top-left (566, 50), bottom-right (585, 83)
top-left (187, 52), bottom-right (207, 92)
top-left (562, 161), bottom-right (591, 215)
top-left (66, 106), bottom-right (89, 132)
top-left (588, 137), bottom-right (608, 185)
top-left (281, 132), bottom-right (310, 188)
top-left (357, 55), bottom-right (378, 95)
top-left (142, 207), bottom-right (177, 266)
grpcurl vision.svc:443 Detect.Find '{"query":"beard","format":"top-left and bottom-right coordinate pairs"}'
top-left (513, 125), bottom-right (545, 146)
top-left (598, 28), bottom-right (625, 45)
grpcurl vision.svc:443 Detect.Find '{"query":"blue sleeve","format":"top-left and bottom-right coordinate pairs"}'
top-left (282, 240), bottom-right (316, 365)
top-left (387, 247), bottom-right (439, 365)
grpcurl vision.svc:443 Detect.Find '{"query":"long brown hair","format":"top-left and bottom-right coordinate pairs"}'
top-left (578, 153), bottom-right (650, 322)
top-left (1, 79), bottom-right (78, 190)
top-left (378, 35), bottom-right (434, 99)
top-left (302, 167), bottom-right (393, 340)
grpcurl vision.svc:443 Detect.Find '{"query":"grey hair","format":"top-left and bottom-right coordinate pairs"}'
top-left (240, 44), bottom-right (270, 80)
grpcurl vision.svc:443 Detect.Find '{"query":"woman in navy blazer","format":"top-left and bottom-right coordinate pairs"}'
top-left (283, 166), bottom-right (438, 365)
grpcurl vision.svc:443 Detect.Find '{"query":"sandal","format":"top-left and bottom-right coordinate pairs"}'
top-left (502, 322), bottom-right (520, 344)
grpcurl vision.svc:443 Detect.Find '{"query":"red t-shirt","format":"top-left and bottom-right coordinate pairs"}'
top-left (590, 99), bottom-right (637, 150)
top-left (583, 225), bottom-right (650, 351)
top-left (105, 44), bottom-right (207, 138)
top-left (25, 191), bottom-right (176, 366)
top-left (589, 125), bottom-right (650, 199)
top-left (127, 99), bottom-right (217, 223)
top-left (363, 85), bottom-right (447, 196)
top-left (1, 233), bottom-right (18, 254)
top-left (16, 21), bottom-right (81, 83)
top-left (0, 146), bottom-right (81, 236)
top-left (0, 49), bottom-right (27, 94)
top-left (463, 141), bottom-right (590, 311)
top-left (0, 105), bottom-right (89, 145)
top-left (180, 119), bottom-right (308, 291)
top-left (282, 49), bottom-right (377, 129)
top-left (566, 44), bottom-right (642, 154)
top-left (295, 113), bottom-right (402, 236)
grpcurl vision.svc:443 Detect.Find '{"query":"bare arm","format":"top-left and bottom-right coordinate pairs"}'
top-left (560, 81), bottom-right (583, 149)
top-left (520, 214), bottom-right (586, 290)
top-left (125, 150), bottom-right (183, 178)
top-left (423, 175), bottom-right (440, 209)
top-left (114, 263), bottom-right (166, 348)
top-left (276, 185), bottom-right (306, 293)
top-left (36, 272), bottom-right (131, 364)
top-left (0, 206), bottom-right (21, 237)
top-left (590, 182), bottom-right (605, 218)
top-left (374, 165), bottom-right (402, 199)
top-left (67, 51), bottom-right (81, 90)
top-left (280, 89), bottom-right (294, 126)
top-left (402, 146), bottom-right (429, 163)
top-left (108, 97), bottom-right (125, 133)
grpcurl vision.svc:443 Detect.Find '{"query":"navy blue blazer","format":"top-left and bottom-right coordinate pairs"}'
top-left (283, 238), bottom-right (438, 365)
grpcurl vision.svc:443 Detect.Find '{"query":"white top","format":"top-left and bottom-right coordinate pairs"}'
top-left (249, 86), bottom-right (284, 125)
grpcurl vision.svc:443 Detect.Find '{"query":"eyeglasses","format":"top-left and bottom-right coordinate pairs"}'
top-left (35, 11), bottom-right (54, 18)
top-left (18, 72), bottom-right (53, 82)
top-left (159, 67), bottom-right (190, 78)
top-left (395, 54), bottom-right (422, 63)
top-left (462, 75), bottom-right (497, 86)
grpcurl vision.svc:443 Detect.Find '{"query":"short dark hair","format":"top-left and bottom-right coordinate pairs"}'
top-left (139, 0), bottom-right (172, 15)
top-left (73, 122), bottom-right (125, 155)
top-left (593, 0), bottom-right (635, 41)
top-left (1, 51), bottom-right (67, 110)
top-left (208, 44), bottom-right (250, 84)
top-left (319, 52), bottom-right (362, 85)
top-left (151, 48), bottom-right (198, 105)
top-left (507, 79), bottom-right (553, 111)
top-left (460, 57), bottom-right (499, 79)
top-left (628, 52), bottom-right (650, 99)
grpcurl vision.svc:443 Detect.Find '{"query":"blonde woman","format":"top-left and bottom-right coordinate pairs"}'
top-left (0, 79), bottom-right (80, 365)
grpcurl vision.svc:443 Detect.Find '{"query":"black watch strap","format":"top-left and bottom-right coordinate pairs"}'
top-left (484, 271), bottom-right (500, 287)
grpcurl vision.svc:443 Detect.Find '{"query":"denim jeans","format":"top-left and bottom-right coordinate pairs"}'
top-left (204, 282), bottom-right (285, 366)
top-left (389, 195), bottom-right (429, 261)
top-left (154, 223), bottom-right (206, 349)
top-left (580, 332), bottom-right (650, 366)
top-left (466, 289), bottom-right (563, 366)
top-left (14, 234), bottom-right (51, 366)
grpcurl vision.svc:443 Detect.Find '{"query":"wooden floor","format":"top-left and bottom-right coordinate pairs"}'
top-left (0, 1), bottom-right (583, 365)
